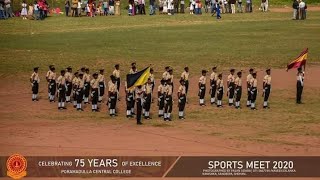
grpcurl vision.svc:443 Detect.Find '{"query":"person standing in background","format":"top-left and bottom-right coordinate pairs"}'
top-left (230, 0), bottom-right (236, 14)
top-left (292, 0), bottom-right (299, 20)
top-left (71, 0), bottom-right (78, 16)
top-left (180, 0), bottom-right (185, 13)
top-left (65, 0), bottom-right (70, 16)
top-left (299, 0), bottom-right (306, 20)
top-left (115, 0), bottom-right (120, 15)
top-left (108, 0), bottom-right (114, 15)
top-left (174, 0), bottom-right (179, 13)
top-left (4, 0), bottom-right (12, 18)
top-left (237, 0), bottom-right (243, 13)
top-left (149, 0), bottom-right (155, 15)
top-left (21, 1), bottom-right (28, 19)
top-left (246, 0), bottom-right (252, 12)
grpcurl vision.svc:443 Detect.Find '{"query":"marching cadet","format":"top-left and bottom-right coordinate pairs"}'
top-left (80, 67), bottom-right (86, 74)
top-left (210, 67), bottom-right (217, 104)
top-left (168, 68), bottom-right (174, 91)
top-left (90, 72), bottom-right (99, 112)
top-left (76, 73), bottom-right (85, 111)
top-left (162, 66), bottom-right (170, 80)
top-left (108, 75), bottom-right (118, 117)
top-left (164, 79), bottom-right (173, 121)
top-left (181, 66), bottom-right (189, 96)
top-left (149, 68), bottom-right (155, 94)
top-left (135, 85), bottom-right (144, 125)
top-left (125, 81), bottom-right (134, 118)
top-left (250, 72), bottom-right (258, 110)
top-left (246, 68), bottom-right (254, 107)
top-left (57, 70), bottom-right (67, 110)
top-left (157, 79), bottom-right (166, 117)
top-left (83, 68), bottom-right (91, 104)
top-left (46, 65), bottom-right (54, 99)
top-left (112, 64), bottom-right (121, 99)
top-left (198, 70), bottom-right (207, 106)
top-left (262, 69), bottom-right (271, 108)
top-left (144, 78), bottom-right (153, 119)
top-left (227, 69), bottom-right (236, 106)
top-left (48, 66), bottom-right (57, 102)
top-left (216, 73), bottom-right (224, 107)
top-left (30, 67), bottom-right (40, 101)
top-left (65, 66), bottom-right (73, 103)
top-left (98, 69), bottom-right (105, 103)
top-left (234, 71), bottom-right (242, 109)
top-left (177, 79), bottom-right (186, 119)
top-left (129, 62), bottom-right (138, 74)
top-left (296, 67), bottom-right (304, 104)
top-left (72, 72), bottom-right (79, 108)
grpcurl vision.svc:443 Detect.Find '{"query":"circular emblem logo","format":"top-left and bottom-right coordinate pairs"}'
top-left (7, 154), bottom-right (27, 179)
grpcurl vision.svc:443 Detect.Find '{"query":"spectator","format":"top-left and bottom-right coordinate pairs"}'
top-left (237, 0), bottom-right (242, 13)
top-left (223, 0), bottom-right (228, 13)
top-left (292, 0), bottom-right (299, 20)
top-left (149, 0), bottom-right (155, 15)
top-left (261, 0), bottom-right (267, 12)
top-left (180, 0), bottom-right (184, 13)
top-left (174, 0), bottom-right (179, 13)
top-left (230, 0), bottom-right (235, 13)
top-left (299, 0), bottom-right (306, 20)
top-left (204, 0), bottom-right (210, 13)
top-left (189, 0), bottom-right (194, 14)
top-left (128, 3), bottom-right (133, 15)
top-left (168, 0), bottom-right (174, 15)
top-left (108, 0), bottom-right (114, 15)
top-left (4, 0), bottom-right (12, 18)
top-left (115, 0), bottom-right (120, 15)
top-left (0, 2), bottom-right (5, 19)
top-left (21, 0), bottom-right (28, 19)
top-left (139, 0), bottom-right (145, 14)
top-left (71, 0), bottom-right (78, 16)
top-left (78, 0), bottom-right (82, 16)
top-left (34, 1), bottom-right (39, 20)
top-left (28, 2), bottom-right (33, 18)
top-left (65, 0), bottom-right (70, 16)
top-left (246, 0), bottom-right (252, 12)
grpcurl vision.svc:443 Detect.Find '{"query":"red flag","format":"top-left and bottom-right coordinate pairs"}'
top-left (287, 48), bottom-right (308, 71)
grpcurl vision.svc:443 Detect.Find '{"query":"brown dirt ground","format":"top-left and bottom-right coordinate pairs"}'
top-left (0, 67), bottom-right (320, 180)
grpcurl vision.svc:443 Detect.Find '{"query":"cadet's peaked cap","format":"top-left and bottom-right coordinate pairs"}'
top-left (74, 71), bottom-right (79, 75)
top-left (218, 73), bottom-right (222, 77)
top-left (249, 68), bottom-right (254, 72)
top-left (237, 71), bottom-right (242, 75)
top-left (67, 66), bottom-right (72, 70)
top-left (34, 67), bottom-right (39, 71)
top-left (212, 66), bottom-right (217, 70)
top-left (93, 72), bottom-right (98, 76)
top-left (61, 70), bottom-right (66, 73)
top-left (99, 69), bottom-right (104, 71)
top-left (79, 72), bottom-right (84, 76)
top-left (131, 62), bottom-right (136, 66)
top-left (180, 79), bottom-right (184, 83)
top-left (202, 70), bottom-right (207, 73)
top-left (165, 66), bottom-right (170, 69)
top-left (230, 68), bottom-right (235, 72)
top-left (266, 68), bottom-right (271, 72)
top-left (49, 65), bottom-right (54, 68)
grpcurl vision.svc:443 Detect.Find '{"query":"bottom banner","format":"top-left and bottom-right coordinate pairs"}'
top-left (1, 155), bottom-right (320, 178)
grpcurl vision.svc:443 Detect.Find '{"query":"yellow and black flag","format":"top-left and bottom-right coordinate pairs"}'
top-left (126, 67), bottom-right (151, 90)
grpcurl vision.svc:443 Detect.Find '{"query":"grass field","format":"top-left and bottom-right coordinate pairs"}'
top-left (1, 10), bottom-right (320, 159)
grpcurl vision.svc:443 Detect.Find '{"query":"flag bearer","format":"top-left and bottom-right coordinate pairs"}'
top-left (181, 66), bottom-right (189, 97)
top-left (108, 76), bottom-right (118, 116)
top-left (83, 68), bottom-right (91, 104)
top-left (164, 79), bottom-right (173, 121)
top-left (57, 70), bottom-right (67, 110)
top-left (144, 78), bottom-right (153, 119)
top-left (250, 72), bottom-right (258, 110)
top-left (296, 67), bottom-right (304, 104)
top-left (65, 66), bottom-right (73, 103)
top-left (227, 68), bottom-right (236, 106)
top-left (76, 73), bottom-right (85, 111)
top-left (235, 71), bottom-right (242, 109)
top-left (158, 79), bottom-right (166, 117)
top-left (125, 81), bottom-right (134, 118)
top-left (48, 66), bottom-right (57, 102)
top-left (30, 67), bottom-right (40, 101)
top-left (135, 85), bottom-right (144, 125)
top-left (263, 69), bottom-right (271, 108)
top-left (210, 67), bottom-right (217, 104)
top-left (178, 79), bottom-right (186, 119)
top-left (246, 68), bottom-right (254, 107)
top-left (98, 69), bottom-right (105, 103)
top-left (90, 72), bottom-right (99, 112)
top-left (216, 73), bottom-right (224, 107)
top-left (72, 72), bottom-right (79, 108)
top-left (198, 70), bottom-right (207, 106)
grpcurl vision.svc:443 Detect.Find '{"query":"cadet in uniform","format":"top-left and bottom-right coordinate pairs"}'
top-left (198, 70), bottom-right (207, 106)
top-left (144, 78), bottom-right (153, 119)
top-left (168, 68), bottom-right (174, 91)
top-left (149, 68), bottom-right (155, 94)
top-left (158, 79), bottom-right (166, 117)
top-left (108, 75), bottom-right (118, 116)
top-left (227, 69), bottom-right (236, 106)
top-left (48, 66), bottom-right (57, 102)
top-left (250, 72), bottom-right (258, 110)
top-left (177, 79), bottom-right (186, 119)
top-left (125, 81), bottom-right (134, 118)
top-left (65, 66), bottom-right (73, 103)
top-left (164, 79), bottom-right (173, 121)
top-left (113, 64), bottom-right (121, 99)
top-left (181, 66), bottom-right (189, 96)
top-left (210, 67), bottom-right (217, 104)
top-left (72, 72), bottom-right (79, 108)
top-left (129, 62), bottom-right (138, 74)
top-left (135, 85), bottom-right (144, 125)
top-left (216, 73), bottom-right (224, 107)
top-left (246, 68), bottom-right (254, 107)
top-left (234, 71), bottom-right (242, 109)
top-left (98, 69), bottom-right (105, 103)
top-left (57, 70), bottom-right (67, 110)
top-left (162, 66), bottom-right (170, 80)
top-left (30, 67), bottom-right (40, 101)
top-left (76, 73), bottom-right (85, 111)
top-left (296, 67), bottom-right (304, 104)
top-left (46, 65), bottom-right (54, 99)
top-left (83, 68), bottom-right (91, 104)
top-left (90, 72), bottom-right (99, 112)
top-left (262, 69), bottom-right (271, 108)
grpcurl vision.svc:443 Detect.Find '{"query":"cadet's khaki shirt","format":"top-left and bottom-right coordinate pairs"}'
top-left (31, 72), bottom-right (40, 83)
top-left (145, 84), bottom-right (152, 94)
top-left (162, 71), bottom-right (169, 80)
top-left (48, 72), bottom-right (56, 80)
top-left (46, 70), bottom-right (52, 78)
top-left (72, 77), bottom-right (79, 86)
top-left (113, 69), bottom-right (120, 78)
top-left (217, 79), bottom-right (224, 88)
top-left (210, 72), bottom-right (217, 81)
top-left (263, 75), bottom-right (271, 85)
top-left (181, 71), bottom-right (189, 81)
top-left (178, 85), bottom-right (186, 95)
top-left (165, 85), bottom-right (173, 96)
top-left (57, 75), bottom-right (66, 85)
top-left (108, 82), bottom-right (117, 93)
top-left (251, 78), bottom-right (257, 88)
top-left (98, 74), bottom-right (105, 83)
top-left (78, 78), bottom-right (84, 88)
top-left (135, 87), bottom-right (144, 99)
top-left (65, 72), bottom-right (73, 82)
top-left (149, 74), bottom-right (155, 82)
top-left (199, 76), bottom-right (206, 85)
top-left (227, 74), bottom-right (235, 83)
top-left (129, 68), bottom-right (137, 74)
top-left (90, 79), bottom-right (99, 89)
top-left (158, 85), bottom-right (164, 94)
top-left (84, 73), bottom-right (91, 83)
top-left (246, 74), bottom-right (253, 82)
top-left (235, 77), bottom-right (242, 87)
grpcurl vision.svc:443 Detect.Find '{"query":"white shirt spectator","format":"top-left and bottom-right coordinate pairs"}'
top-left (299, 1), bottom-right (305, 8)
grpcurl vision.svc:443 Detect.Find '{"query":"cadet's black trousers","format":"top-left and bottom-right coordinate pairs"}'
top-left (145, 94), bottom-right (152, 111)
top-left (110, 94), bottom-right (117, 109)
top-left (247, 87), bottom-right (251, 102)
top-left (58, 85), bottom-right (66, 102)
top-left (264, 85), bottom-right (271, 102)
top-left (66, 81), bottom-right (72, 96)
top-left (178, 95), bottom-right (186, 111)
top-left (136, 98), bottom-right (142, 124)
top-left (73, 86), bottom-right (77, 101)
top-left (251, 87), bottom-right (257, 103)
top-left (210, 81), bottom-right (216, 98)
top-left (32, 81), bottom-right (39, 94)
top-left (99, 82), bottom-right (105, 97)
top-left (91, 88), bottom-right (98, 105)
top-left (185, 80), bottom-right (189, 94)
top-left (296, 82), bottom-right (303, 103)
top-left (49, 80), bottom-right (56, 96)
top-left (159, 94), bottom-right (164, 110)
top-left (228, 82), bottom-right (235, 99)
top-left (77, 89), bottom-right (84, 103)
top-left (164, 95), bottom-right (173, 113)
top-left (217, 87), bottom-right (224, 100)
top-left (84, 82), bottom-right (90, 98)
top-left (235, 86), bottom-right (242, 101)
top-left (126, 93), bottom-right (134, 111)
top-left (199, 85), bottom-right (206, 99)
